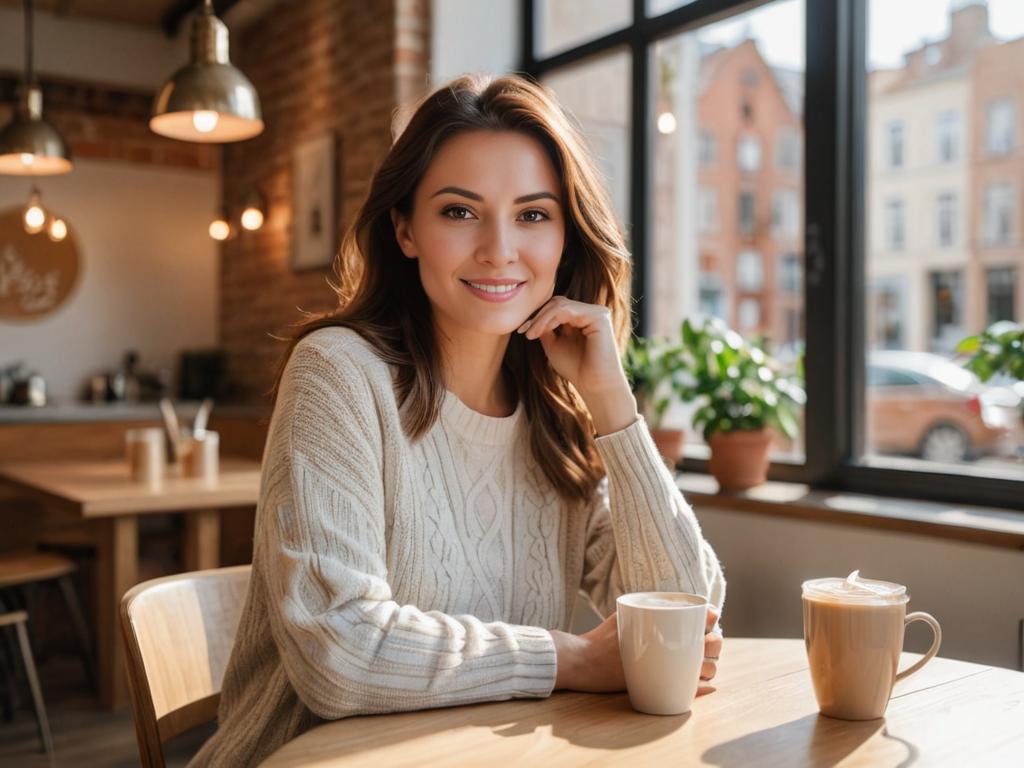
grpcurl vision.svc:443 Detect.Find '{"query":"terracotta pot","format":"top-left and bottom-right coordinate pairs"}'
top-left (650, 427), bottom-right (686, 468)
top-left (707, 428), bottom-right (773, 491)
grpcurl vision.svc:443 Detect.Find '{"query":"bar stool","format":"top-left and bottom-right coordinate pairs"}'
top-left (0, 609), bottom-right (54, 759)
top-left (0, 550), bottom-right (97, 693)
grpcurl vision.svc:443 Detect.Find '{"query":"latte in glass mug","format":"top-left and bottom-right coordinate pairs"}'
top-left (802, 570), bottom-right (942, 720)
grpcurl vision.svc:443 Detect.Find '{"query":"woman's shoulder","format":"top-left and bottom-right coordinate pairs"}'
top-left (283, 325), bottom-right (396, 400)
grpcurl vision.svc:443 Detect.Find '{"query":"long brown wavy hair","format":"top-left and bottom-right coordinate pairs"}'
top-left (269, 72), bottom-right (633, 505)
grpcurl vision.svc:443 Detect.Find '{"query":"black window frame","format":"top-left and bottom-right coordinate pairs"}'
top-left (521, 0), bottom-right (1024, 510)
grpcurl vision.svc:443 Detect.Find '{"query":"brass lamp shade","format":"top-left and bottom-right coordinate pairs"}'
top-left (0, 85), bottom-right (72, 175)
top-left (150, 4), bottom-right (263, 143)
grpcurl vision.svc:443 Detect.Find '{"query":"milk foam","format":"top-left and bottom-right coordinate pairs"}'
top-left (803, 570), bottom-right (906, 603)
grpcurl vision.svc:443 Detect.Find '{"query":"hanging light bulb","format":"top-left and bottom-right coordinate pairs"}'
top-left (240, 189), bottom-right (265, 231)
top-left (150, 0), bottom-right (264, 143)
top-left (0, 1), bottom-right (73, 175)
top-left (47, 214), bottom-right (67, 242)
top-left (209, 216), bottom-right (231, 240)
top-left (23, 187), bottom-right (45, 234)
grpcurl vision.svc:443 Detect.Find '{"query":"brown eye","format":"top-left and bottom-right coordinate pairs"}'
top-left (442, 205), bottom-right (473, 220)
top-left (520, 209), bottom-right (550, 223)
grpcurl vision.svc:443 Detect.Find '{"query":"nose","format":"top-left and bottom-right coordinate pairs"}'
top-left (476, 216), bottom-right (519, 267)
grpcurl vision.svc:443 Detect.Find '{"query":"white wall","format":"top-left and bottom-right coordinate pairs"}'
top-left (0, 7), bottom-right (188, 91)
top-left (430, 0), bottom-right (520, 86)
top-left (0, 160), bottom-right (219, 401)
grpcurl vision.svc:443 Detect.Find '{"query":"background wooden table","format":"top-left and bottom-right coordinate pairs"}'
top-left (261, 638), bottom-right (1024, 767)
top-left (0, 457), bottom-right (261, 710)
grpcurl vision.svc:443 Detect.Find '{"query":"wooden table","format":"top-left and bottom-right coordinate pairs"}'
top-left (0, 457), bottom-right (261, 710)
top-left (261, 638), bottom-right (1024, 767)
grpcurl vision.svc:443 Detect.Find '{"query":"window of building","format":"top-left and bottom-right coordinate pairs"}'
top-left (870, 278), bottom-right (905, 350)
top-left (776, 128), bottom-right (800, 170)
top-left (739, 191), bottom-right (756, 236)
top-left (772, 188), bottom-right (800, 239)
top-left (885, 198), bottom-right (905, 251)
top-left (986, 99), bottom-right (1015, 156)
top-left (935, 110), bottom-right (960, 164)
top-left (737, 134), bottom-right (762, 172)
top-left (936, 192), bottom-right (957, 248)
top-left (986, 267), bottom-right (1016, 325)
top-left (738, 297), bottom-right (761, 329)
top-left (737, 250), bottom-right (764, 291)
top-left (983, 183), bottom-right (1015, 246)
top-left (699, 271), bottom-right (726, 319)
top-left (929, 270), bottom-right (964, 354)
top-left (698, 187), bottom-right (718, 233)
top-left (698, 130), bottom-right (717, 167)
top-left (886, 120), bottom-right (904, 168)
top-left (778, 252), bottom-right (802, 294)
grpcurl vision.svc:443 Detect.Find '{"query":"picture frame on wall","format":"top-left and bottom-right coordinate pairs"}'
top-left (291, 131), bottom-right (339, 271)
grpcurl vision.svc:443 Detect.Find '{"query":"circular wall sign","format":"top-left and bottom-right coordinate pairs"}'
top-left (0, 207), bottom-right (80, 321)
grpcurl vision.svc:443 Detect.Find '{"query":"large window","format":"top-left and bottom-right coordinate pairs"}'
top-left (526, 0), bottom-right (1024, 508)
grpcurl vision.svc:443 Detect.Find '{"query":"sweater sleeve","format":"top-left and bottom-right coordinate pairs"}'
top-left (579, 414), bottom-right (726, 633)
top-left (257, 338), bottom-right (557, 720)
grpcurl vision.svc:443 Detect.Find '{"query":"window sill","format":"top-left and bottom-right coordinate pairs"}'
top-left (676, 472), bottom-right (1024, 552)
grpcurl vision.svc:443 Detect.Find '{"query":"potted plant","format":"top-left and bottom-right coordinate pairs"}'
top-left (957, 321), bottom-right (1024, 429)
top-left (677, 317), bottom-right (805, 491)
top-left (622, 335), bottom-right (690, 466)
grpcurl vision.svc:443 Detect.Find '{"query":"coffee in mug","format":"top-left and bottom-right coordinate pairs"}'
top-left (616, 592), bottom-right (708, 715)
top-left (802, 570), bottom-right (941, 720)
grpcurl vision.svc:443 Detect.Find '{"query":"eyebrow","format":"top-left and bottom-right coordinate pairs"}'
top-left (431, 186), bottom-right (560, 205)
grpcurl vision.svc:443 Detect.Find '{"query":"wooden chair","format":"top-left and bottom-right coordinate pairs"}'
top-left (0, 610), bottom-right (54, 759)
top-left (0, 549), bottom-right (96, 693)
top-left (120, 565), bottom-right (251, 768)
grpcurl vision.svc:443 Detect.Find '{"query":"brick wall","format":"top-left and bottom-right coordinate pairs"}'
top-left (219, 0), bottom-right (431, 404)
top-left (0, 75), bottom-right (217, 171)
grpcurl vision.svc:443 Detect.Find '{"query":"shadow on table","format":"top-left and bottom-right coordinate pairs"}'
top-left (700, 713), bottom-right (903, 767)
top-left (490, 692), bottom-right (689, 749)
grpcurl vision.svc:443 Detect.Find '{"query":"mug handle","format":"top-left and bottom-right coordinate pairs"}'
top-left (895, 612), bottom-right (942, 682)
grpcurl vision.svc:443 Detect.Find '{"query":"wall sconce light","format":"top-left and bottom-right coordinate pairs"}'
top-left (23, 186), bottom-right (45, 234)
top-left (46, 213), bottom-right (67, 242)
top-left (208, 212), bottom-right (233, 241)
top-left (240, 189), bottom-right (265, 231)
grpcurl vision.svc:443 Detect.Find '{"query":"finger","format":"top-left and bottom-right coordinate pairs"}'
top-left (696, 683), bottom-right (717, 697)
top-left (704, 633), bottom-right (723, 659)
top-left (516, 296), bottom-right (563, 335)
top-left (525, 299), bottom-right (600, 340)
top-left (705, 606), bottom-right (719, 631)
top-left (700, 660), bottom-right (717, 681)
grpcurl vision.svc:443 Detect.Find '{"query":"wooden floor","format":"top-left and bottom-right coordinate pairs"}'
top-left (0, 654), bottom-right (214, 767)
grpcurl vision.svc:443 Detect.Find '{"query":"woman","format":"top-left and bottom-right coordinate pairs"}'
top-left (190, 73), bottom-right (725, 767)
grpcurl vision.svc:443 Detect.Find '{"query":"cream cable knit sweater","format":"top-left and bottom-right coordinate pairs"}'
top-left (189, 326), bottom-right (726, 767)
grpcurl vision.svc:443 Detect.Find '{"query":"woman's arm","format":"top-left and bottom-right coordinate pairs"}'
top-left (259, 337), bottom-right (557, 720)
top-left (578, 415), bottom-right (727, 631)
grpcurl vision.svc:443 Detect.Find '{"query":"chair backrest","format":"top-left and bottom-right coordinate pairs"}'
top-left (120, 565), bottom-right (251, 768)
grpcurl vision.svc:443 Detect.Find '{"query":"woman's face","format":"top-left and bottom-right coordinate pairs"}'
top-left (392, 130), bottom-right (566, 339)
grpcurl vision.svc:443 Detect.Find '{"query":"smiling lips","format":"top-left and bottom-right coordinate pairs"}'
top-left (461, 279), bottom-right (526, 302)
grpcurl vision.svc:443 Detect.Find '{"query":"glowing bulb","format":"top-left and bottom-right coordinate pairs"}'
top-left (47, 216), bottom-right (67, 242)
top-left (24, 204), bottom-right (46, 234)
top-left (657, 111), bottom-right (677, 135)
top-left (192, 110), bottom-right (220, 134)
top-left (20, 153), bottom-right (35, 168)
top-left (240, 207), bottom-right (264, 231)
top-left (209, 219), bottom-right (231, 240)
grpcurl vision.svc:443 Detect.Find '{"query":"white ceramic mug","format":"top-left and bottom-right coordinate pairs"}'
top-left (616, 591), bottom-right (708, 715)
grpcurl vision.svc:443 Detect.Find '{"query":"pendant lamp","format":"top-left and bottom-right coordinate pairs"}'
top-left (150, 0), bottom-right (264, 143)
top-left (0, 0), bottom-right (73, 175)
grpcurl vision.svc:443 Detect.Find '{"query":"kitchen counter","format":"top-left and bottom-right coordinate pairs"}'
top-left (0, 400), bottom-right (268, 424)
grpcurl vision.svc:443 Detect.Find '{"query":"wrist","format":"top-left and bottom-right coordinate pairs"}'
top-left (580, 380), bottom-right (638, 436)
top-left (550, 629), bottom-right (585, 690)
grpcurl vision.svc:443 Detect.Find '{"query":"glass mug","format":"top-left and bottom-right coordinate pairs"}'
top-left (802, 571), bottom-right (942, 720)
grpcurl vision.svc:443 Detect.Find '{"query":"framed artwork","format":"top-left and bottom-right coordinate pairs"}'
top-left (291, 132), bottom-right (339, 271)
